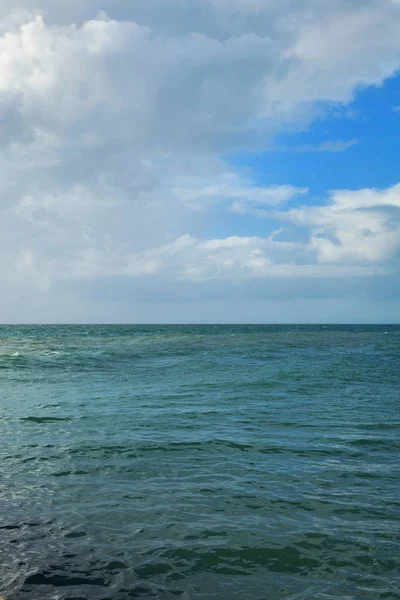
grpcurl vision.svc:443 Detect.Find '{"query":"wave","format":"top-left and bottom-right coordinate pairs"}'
top-left (21, 416), bottom-right (73, 424)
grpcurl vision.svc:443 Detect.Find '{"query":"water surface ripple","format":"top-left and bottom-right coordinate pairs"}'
top-left (1, 325), bottom-right (399, 599)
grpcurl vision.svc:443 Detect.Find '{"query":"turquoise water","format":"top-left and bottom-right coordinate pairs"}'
top-left (0, 325), bottom-right (399, 600)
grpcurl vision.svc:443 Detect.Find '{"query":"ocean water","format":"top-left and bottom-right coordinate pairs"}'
top-left (0, 325), bottom-right (399, 600)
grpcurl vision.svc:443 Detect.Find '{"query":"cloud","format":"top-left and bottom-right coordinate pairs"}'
top-left (11, 181), bottom-right (396, 290)
top-left (122, 234), bottom-right (382, 284)
top-left (0, 14), bottom-right (282, 155)
top-left (0, 3), bottom-right (400, 320)
top-left (1, 2), bottom-right (400, 155)
top-left (273, 184), bottom-right (400, 265)
top-left (263, 0), bottom-right (400, 114)
top-left (171, 173), bottom-right (307, 213)
top-left (292, 139), bottom-right (358, 152)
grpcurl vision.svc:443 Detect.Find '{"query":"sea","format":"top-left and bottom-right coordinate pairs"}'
top-left (0, 324), bottom-right (399, 600)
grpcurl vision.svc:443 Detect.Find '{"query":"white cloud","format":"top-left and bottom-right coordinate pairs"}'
top-left (293, 139), bottom-right (358, 152)
top-left (1, 2), bottom-right (400, 155)
top-left (0, 14), bottom-right (281, 154)
top-left (274, 184), bottom-right (400, 264)
top-left (263, 1), bottom-right (400, 116)
top-left (171, 173), bottom-right (307, 212)
top-left (118, 234), bottom-right (381, 283)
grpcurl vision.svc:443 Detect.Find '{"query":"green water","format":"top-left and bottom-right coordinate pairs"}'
top-left (0, 325), bottom-right (399, 599)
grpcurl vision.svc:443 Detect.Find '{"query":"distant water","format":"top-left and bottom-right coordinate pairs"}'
top-left (1, 325), bottom-right (399, 600)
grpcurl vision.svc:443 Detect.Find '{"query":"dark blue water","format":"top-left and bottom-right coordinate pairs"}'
top-left (1, 325), bottom-right (399, 599)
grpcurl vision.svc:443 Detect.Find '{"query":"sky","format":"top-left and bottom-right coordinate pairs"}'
top-left (1, 0), bottom-right (400, 323)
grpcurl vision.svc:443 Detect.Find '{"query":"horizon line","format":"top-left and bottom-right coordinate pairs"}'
top-left (0, 323), bottom-right (399, 327)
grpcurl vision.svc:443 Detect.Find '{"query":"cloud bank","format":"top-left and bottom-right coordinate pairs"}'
top-left (1, 1), bottom-right (400, 321)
